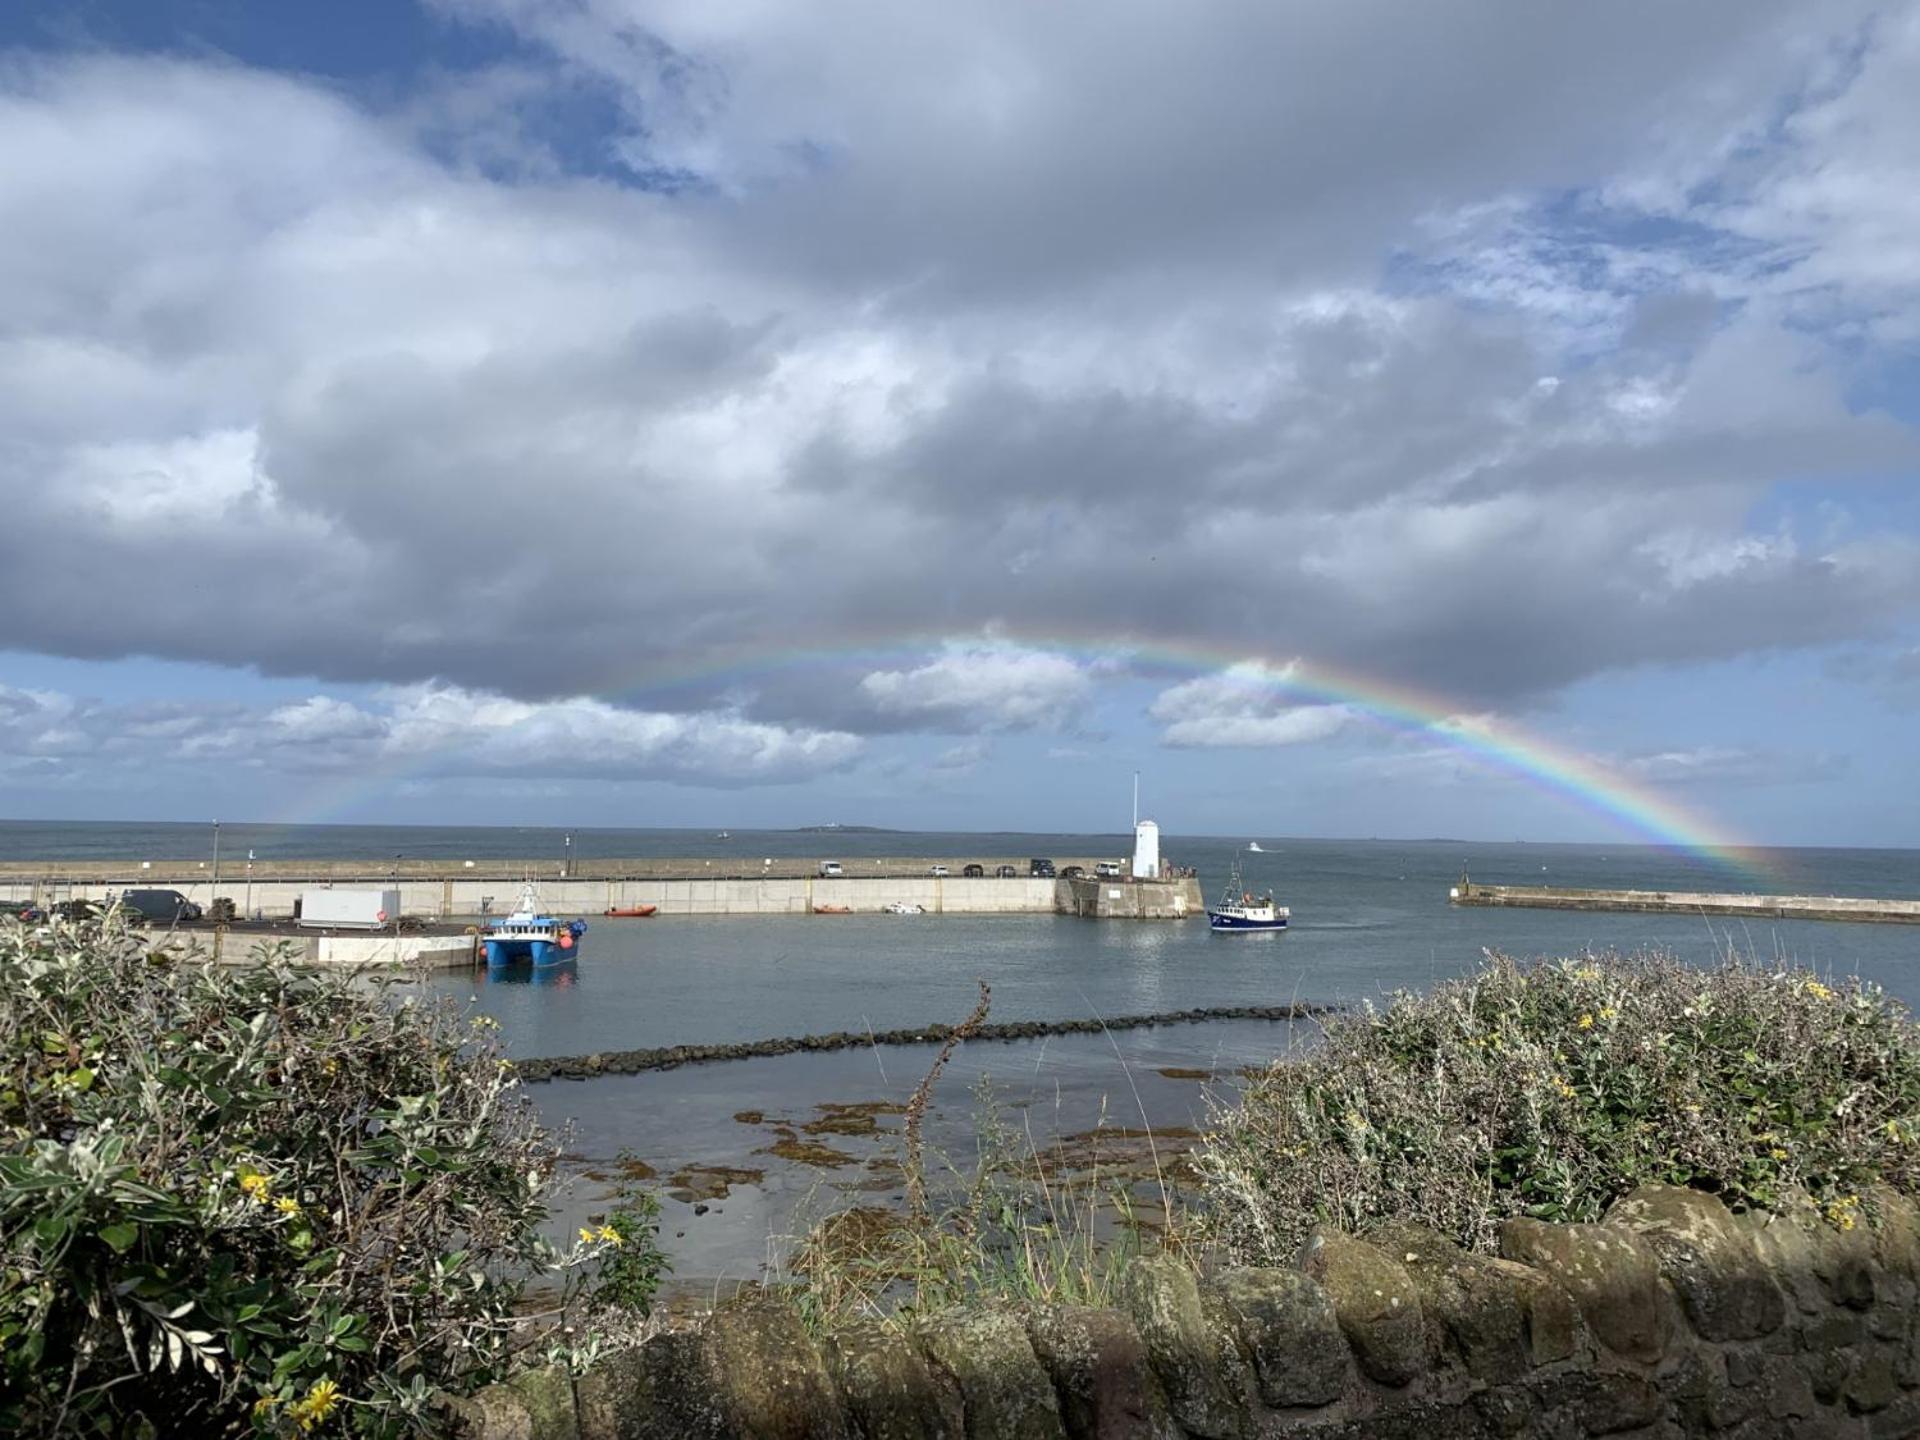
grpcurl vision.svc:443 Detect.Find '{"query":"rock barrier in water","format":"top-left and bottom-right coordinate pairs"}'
top-left (510, 1004), bottom-right (1330, 1083)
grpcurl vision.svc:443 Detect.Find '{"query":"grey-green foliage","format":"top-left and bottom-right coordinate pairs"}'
top-left (0, 914), bottom-right (661, 1437)
top-left (1198, 951), bottom-right (1920, 1265)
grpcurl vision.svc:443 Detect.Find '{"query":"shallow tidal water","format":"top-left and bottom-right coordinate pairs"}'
top-left (392, 834), bottom-right (1920, 1290)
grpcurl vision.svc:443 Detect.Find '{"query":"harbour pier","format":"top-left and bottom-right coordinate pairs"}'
top-left (1450, 878), bottom-right (1920, 925)
top-left (0, 856), bottom-right (1203, 922)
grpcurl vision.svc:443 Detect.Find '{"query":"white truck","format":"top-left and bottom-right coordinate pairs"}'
top-left (296, 889), bottom-right (402, 930)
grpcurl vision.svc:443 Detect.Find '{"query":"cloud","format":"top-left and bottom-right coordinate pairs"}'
top-left (859, 643), bottom-right (1093, 731)
top-left (1616, 746), bottom-right (1848, 787)
top-left (0, 4), bottom-right (1916, 751)
top-left (1151, 662), bottom-right (1356, 749)
top-left (0, 682), bottom-right (861, 788)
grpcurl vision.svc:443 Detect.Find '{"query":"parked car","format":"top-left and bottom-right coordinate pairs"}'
top-left (817, 860), bottom-right (843, 877)
top-left (1060, 865), bottom-right (1085, 879)
top-left (929, 864), bottom-right (950, 877)
top-left (1094, 861), bottom-right (1122, 878)
top-left (995, 864), bottom-right (1018, 878)
top-left (962, 863), bottom-right (985, 878)
top-left (115, 889), bottom-right (203, 924)
top-left (5, 900), bottom-right (44, 922)
top-left (54, 898), bottom-right (103, 922)
top-left (1028, 858), bottom-right (1056, 877)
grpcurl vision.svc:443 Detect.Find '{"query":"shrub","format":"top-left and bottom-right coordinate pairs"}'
top-left (0, 915), bottom-right (661, 1437)
top-left (1197, 951), bottom-right (1920, 1265)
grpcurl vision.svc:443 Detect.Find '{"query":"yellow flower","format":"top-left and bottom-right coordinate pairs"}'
top-left (1553, 1077), bottom-right (1576, 1099)
top-left (238, 1172), bottom-right (271, 1202)
top-left (596, 1224), bottom-right (623, 1247)
top-left (1577, 1013), bottom-right (1594, 1030)
top-left (252, 1395), bottom-right (279, 1418)
top-left (578, 1227), bottom-right (597, 1245)
top-left (274, 1195), bottom-right (303, 1217)
top-left (1770, 1148), bottom-right (1788, 1161)
top-left (291, 1378), bottom-right (340, 1432)
top-left (1806, 980), bottom-right (1835, 1001)
top-left (1574, 965), bottom-right (1601, 982)
top-left (1599, 1006), bottom-right (1617, 1021)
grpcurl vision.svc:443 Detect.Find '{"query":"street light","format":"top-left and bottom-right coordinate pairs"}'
top-left (245, 850), bottom-right (254, 922)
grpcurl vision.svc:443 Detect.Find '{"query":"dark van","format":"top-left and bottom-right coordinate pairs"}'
top-left (116, 889), bottom-right (203, 924)
top-left (1028, 858), bottom-right (1056, 878)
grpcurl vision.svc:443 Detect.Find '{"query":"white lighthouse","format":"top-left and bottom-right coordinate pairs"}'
top-left (1132, 820), bottom-right (1161, 880)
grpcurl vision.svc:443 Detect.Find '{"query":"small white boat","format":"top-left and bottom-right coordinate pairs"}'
top-left (882, 901), bottom-right (925, 915)
top-left (1247, 841), bottom-right (1265, 852)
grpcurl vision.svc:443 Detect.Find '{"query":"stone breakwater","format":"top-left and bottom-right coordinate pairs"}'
top-left (1451, 882), bottom-right (1920, 926)
top-left (511, 1004), bottom-right (1330, 1082)
top-left (451, 1182), bottom-right (1920, 1439)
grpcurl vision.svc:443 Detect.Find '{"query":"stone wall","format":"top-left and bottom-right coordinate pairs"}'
top-left (450, 1183), bottom-right (1920, 1439)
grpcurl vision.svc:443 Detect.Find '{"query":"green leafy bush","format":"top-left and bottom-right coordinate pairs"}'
top-left (1198, 951), bottom-right (1920, 1264)
top-left (0, 915), bottom-right (662, 1437)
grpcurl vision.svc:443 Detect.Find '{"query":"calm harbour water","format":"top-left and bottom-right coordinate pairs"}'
top-left (8, 822), bottom-right (1918, 1287)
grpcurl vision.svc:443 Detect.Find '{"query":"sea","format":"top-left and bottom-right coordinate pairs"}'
top-left (8, 820), bottom-right (1918, 1289)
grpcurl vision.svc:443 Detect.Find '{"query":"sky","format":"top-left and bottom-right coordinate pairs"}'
top-left (2, 0), bottom-right (1919, 847)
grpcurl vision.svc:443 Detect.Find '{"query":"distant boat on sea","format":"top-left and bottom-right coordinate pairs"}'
top-left (1247, 841), bottom-right (1265, 852)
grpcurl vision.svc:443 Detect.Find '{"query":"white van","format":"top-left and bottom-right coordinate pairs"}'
top-left (1094, 861), bottom-right (1122, 878)
top-left (818, 860), bottom-right (843, 877)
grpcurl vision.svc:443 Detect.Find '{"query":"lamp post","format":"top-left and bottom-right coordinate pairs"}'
top-left (210, 820), bottom-right (221, 905)
top-left (564, 833), bottom-right (572, 879)
top-left (245, 850), bottom-right (254, 921)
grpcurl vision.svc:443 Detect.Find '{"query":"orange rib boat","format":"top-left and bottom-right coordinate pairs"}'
top-left (603, 904), bottom-right (658, 918)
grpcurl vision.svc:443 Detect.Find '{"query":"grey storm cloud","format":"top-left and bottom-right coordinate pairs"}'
top-left (1, 0), bottom-right (1918, 758)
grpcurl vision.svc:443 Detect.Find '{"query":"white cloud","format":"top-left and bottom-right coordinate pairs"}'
top-left (1151, 662), bottom-right (1355, 749)
top-left (0, 682), bottom-right (861, 788)
top-left (860, 643), bottom-right (1092, 731)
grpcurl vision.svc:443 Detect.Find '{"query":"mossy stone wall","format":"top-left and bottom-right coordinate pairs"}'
top-left (450, 1183), bottom-right (1920, 1439)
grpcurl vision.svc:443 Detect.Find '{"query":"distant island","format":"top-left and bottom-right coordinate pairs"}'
top-left (787, 824), bottom-right (902, 834)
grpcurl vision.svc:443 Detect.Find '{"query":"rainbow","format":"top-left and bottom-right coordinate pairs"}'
top-left (273, 629), bottom-right (1768, 879)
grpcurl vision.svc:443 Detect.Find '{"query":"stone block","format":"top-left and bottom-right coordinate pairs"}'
top-left (918, 1307), bottom-right (1066, 1440)
top-left (505, 1367), bottom-right (579, 1440)
top-left (1604, 1185), bottom-right (1785, 1341)
top-left (827, 1320), bottom-right (963, 1440)
top-left (1734, 1201), bottom-right (1829, 1318)
top-left (1526, 1370), bottom-right (1662, 1435)
top-left (1373, 1220), bottom-right (1567, 1382)
top-left (624, 1326), bottom-right (732, 1440)
top-left (705, 1294), bottom-right (850, 1439)
top-left (448, 1385), bottom-right (535, 1440)
top-left (1298, 1229), bottom-right (1427, 1388)
top-left (1024, 1304), bottom-right (1177, 1440)
top-left (1868, 1185), bottom-right (1920, 1285)
top-left (1210, 1266), bottom-right (1349, 1408)
top-left (1500, 1217), bottom-right (1670, 1364)
top-left (1117, 1256), bottom-right (1251, 1439)
top-left (1846, 1351), bottom-right (1901, 1415)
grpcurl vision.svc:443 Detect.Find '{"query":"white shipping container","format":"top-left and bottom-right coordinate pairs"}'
top-left (297, 889), bottom-right (402, 929)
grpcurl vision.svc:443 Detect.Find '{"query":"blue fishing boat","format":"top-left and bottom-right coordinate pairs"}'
top-left (484, 881), bottom-right (586, 967)
top-left (1208, 861), bottom-right (1289, 933)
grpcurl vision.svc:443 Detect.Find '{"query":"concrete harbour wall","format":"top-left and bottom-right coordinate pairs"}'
top-left (3, 871), bottom-right (1205, 920)
top-left (1452, 882), bottom-right (1920, 925)
top-left (451, 1182), bottom-right (1920, 1439)
top-left (1, 873), bottom-right (1066, 919)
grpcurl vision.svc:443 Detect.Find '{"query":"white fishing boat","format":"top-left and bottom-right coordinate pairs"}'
top-left (882, 900), bottom-right (925, 915)
top-left (1247, 841), bottom-right (1265, 852)
top-left (1208, 861), bottom-right (1289, 933)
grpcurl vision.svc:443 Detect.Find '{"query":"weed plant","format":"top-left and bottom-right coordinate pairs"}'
top-left (792, 1079), bottom-right (1161, 1326)
top-left (0, 914), bottom-right (663, 1437)
top-left (1198, 950), bottom-right (1920, 1265)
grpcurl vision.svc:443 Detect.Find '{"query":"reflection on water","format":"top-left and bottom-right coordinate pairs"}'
top-left (481, 961), bottom-right (579, 988)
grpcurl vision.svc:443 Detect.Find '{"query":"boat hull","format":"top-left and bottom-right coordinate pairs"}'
top-left (485, 937), bottom-right (577, 966)
top-left (604, 905), bottom-right (657, 918)
top-left (1208, 910), bottom-right (1289, 932)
